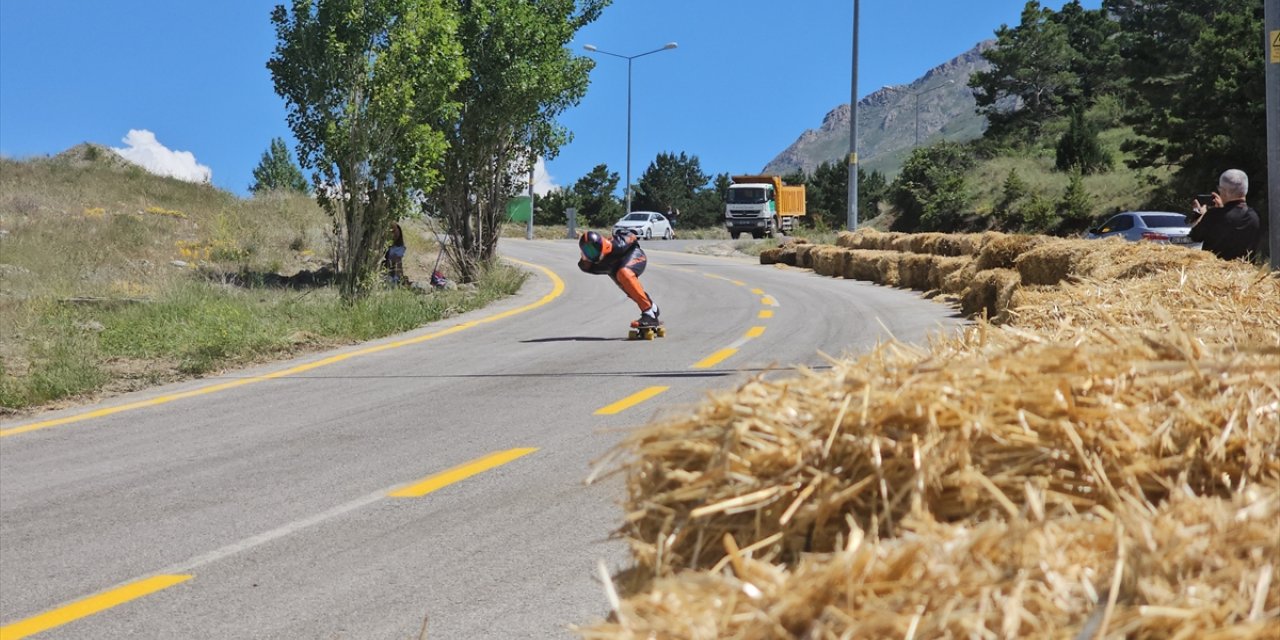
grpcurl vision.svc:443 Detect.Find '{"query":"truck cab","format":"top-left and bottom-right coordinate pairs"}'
top-left (724, 175), bottom-right (805, 239)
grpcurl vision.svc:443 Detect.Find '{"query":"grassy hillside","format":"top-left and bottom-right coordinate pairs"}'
top-left (0, 146), bottom-right (524, 413)
top-left (967, 126), bottom-right (1176, 221)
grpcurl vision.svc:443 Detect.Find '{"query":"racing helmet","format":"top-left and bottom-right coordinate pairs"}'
top-left (579, 230), bottom-right (606, 261)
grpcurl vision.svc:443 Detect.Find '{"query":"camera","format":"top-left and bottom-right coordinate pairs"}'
top-left (1194, 193), bottom-right (1215, 204)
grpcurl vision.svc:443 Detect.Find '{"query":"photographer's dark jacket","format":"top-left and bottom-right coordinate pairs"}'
top-left (1189, 199), bottom-right (1259, 261)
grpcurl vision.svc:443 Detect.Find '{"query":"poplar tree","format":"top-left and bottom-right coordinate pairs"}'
top-left (268, 0), bottom-right (466, 299)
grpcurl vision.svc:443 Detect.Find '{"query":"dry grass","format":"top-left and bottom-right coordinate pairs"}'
top-left (580, 230), bottom-right (1280, 639)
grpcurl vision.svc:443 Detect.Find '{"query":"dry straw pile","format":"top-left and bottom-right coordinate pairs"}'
top-left (581, 231), bottom-right (1279, 638)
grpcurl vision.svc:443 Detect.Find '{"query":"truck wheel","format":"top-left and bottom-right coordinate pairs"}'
top-left (775, 217), bottom-right (785, 236)
top-left (751, 230), bottom-right (763, 239)
top-left (731, 231), bottom-right (742, 240)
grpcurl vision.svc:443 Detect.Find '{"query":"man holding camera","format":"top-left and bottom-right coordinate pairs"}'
top-left (1189, 169), bottom-right (1261, 261)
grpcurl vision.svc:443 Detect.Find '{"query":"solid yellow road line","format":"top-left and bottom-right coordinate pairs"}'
top-left (0, 259), bottom-right (564, 439)
top-left (594, 386), bottom-right (669, 416)
top-left (693, 348), bottom-right (738, 369)
top-left (745, 326), bottom-right (766, 338)
top-left (0, 575), bottom-right (191, 640)
top-left (389, 448), bottom-right (539, 498)
top-left (758, 310), bottom-right (774, 319)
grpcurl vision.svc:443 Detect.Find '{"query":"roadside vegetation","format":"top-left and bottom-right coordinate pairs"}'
top-left (0, 151), bottom-right (524, 413)
top-left (539, 0), bottom-right (1266, 259)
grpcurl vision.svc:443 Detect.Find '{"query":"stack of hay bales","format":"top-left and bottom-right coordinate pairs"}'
top-left (759, 230), bottom-right (1223, 323)
top-left (579, 231), bottom-right (1280, 639)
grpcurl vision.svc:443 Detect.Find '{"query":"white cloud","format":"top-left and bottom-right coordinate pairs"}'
top-left (531, 157), bottom-right (557, 196)
top-left (517, 156), bottom-right (558, 195)
top-left (111, 130), bottom-right (212, 184)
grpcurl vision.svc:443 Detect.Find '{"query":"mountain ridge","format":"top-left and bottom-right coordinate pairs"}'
top-left (763, 40), bottom-right (994, 177)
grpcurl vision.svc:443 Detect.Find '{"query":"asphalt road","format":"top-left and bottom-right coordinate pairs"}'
top-left (0, 239), bottom-right (965, 639)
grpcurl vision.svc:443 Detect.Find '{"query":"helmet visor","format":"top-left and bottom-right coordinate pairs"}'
top-left (581, 242), bottom-right (601, 261)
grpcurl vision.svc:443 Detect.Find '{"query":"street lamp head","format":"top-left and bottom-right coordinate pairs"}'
top-left (663, 42), bottom-right (678, 50)
top-left (583, 44), bottom-right (598, 52)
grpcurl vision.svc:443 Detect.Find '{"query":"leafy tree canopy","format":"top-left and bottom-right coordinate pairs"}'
top-left (268, 0), bottom-right (466, 298)
top-left (423, 0), bottom-right (606, 281)
top-left (890, 142), bottom-right (975, 231)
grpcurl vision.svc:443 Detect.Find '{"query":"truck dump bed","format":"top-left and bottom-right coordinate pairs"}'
top-left (778, 185), bottom-right (805, 216)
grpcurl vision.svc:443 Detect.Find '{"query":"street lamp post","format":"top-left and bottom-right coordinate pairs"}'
top-left (583, 42), bottom-right (677, 214)
top-left (848, 0), bottom-right (859, 231)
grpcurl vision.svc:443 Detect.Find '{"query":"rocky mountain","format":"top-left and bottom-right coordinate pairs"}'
top-left (763, 40), bottom-right (994, 178)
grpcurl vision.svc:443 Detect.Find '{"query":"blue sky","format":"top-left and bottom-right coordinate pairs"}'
top-left (0, 0), bottom-right (1099, 197)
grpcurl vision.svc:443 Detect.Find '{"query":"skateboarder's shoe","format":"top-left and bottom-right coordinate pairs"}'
top-left (632, 312), bottom-right (661, 329)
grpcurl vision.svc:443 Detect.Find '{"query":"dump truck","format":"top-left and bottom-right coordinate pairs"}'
top-left (724, 175), bottom-right (806, 239)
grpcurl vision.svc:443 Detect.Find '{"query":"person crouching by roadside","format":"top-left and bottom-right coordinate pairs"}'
top-left (1189, 169), bottom-right (1261, 262)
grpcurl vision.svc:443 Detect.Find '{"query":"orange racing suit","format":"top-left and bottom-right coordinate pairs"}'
top-left (578, 231), bottom-right (655, 313)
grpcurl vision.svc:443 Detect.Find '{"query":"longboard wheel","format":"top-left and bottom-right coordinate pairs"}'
top-left (628, 329), bottom-right (638, 340)
top-left (643, 330), bottom-right (655, 340)
top-left (656, 327), bottom-right (666, 337)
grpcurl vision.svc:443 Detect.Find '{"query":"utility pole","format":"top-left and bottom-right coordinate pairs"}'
top-left (847, 0), bottom-right (860, 231)
top-left (526, 161), bottom-right (535, 241)
top-left (1266, 0), bottom-right (1279, 269)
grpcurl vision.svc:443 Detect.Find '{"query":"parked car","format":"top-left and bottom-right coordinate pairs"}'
top-left (613, 211), bottom-right (674, 240)
top-left (1083, 211), bottom-right (1200, 247)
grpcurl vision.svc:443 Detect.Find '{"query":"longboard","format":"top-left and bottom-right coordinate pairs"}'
top-left (627, 326), bottom-right (666, 340)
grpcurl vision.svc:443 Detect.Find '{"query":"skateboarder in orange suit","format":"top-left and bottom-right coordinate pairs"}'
top-left (578, 229), bottom-right (660, 328)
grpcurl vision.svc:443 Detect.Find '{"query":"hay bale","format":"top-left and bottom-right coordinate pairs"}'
top-left (841, 250), bottom-right (882, 281)
top-left (776, 245), bottom-right (798, 266)
top-left (758, 247), bottom-right (783, 265)
top-left (931, 256), bottom-right (971, 291)
top-left (935, 232), bottom-right (986, 256)
top-left (942, 259), bottom-right (980, 294)
top-left (795, 244), bottom-right (821, 270)
top-left (975, 233), bottom-right (1049, 270)
top-left (875, 253), bottom-right (901, 287)
top-left (812, 246), bottom-right (846, 277)
top-left (1014, 238), bottom-right (1218, 285)
top-left (1009, 260), bottom-right (1280, 346)
top-left (1075, 240), bottom-right (1216, 280)
top-left (608, 325), bottom-right (1279, 576)
top-left (900, 232), bottom-right (946, 255)
top-left (835, 230), bottom-right (868, 249)
top-left (580, 231), bottom-right (1280, 640)
top-left (961, 268), bottom-right (1021, 321)
top-left (580, 490), bottom-right (1280, 639)
top-left (898, 253), bottom-right (936, 290)
top-left (837, 229), bottom-right (903, 251)
top-left (1015, 241), bottom-right (1093, 285)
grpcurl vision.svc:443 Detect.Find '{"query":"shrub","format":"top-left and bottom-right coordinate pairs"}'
top-left (1055, 109), bottom-right (1112, 174)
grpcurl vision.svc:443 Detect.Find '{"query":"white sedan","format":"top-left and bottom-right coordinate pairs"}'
top-left (612, 211), bottom-right (674, 240)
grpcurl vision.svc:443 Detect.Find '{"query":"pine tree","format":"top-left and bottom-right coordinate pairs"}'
top-left (571, 164), bottom-right (623, 228)
top-left (248, 138), bottom-right (308, 194)
top-left (996, 167), bottom-right (1029, 227)
top-left (1055, 109), bottom-right (1112, 174)
top-left (969, 1), bottom-right (1078, 141)
top-left (1104, 0), bottom-right (1267, 217)
top-left (1057, 168), bottom-right (1092, 224)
